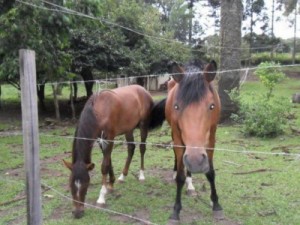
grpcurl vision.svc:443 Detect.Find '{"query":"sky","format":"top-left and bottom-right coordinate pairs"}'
top-left (264, 1), bottom-right (299, 39)
top-left (195, 1), bottom-right (300, 40)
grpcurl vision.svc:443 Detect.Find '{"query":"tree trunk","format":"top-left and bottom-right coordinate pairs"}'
top-left (69, 82), bottom-right (76, 120)
top-left (0, 84), bottom-right (2, 109)
top-left (218, 0), bottom-right (242, 122)
top-left (292, 1), bottom-right (297, 64)
top-left (37, 83), bottom-right (46, 111)
top-left (52, 83), bottom-right (60, 121)
top-left (81, 67), bottom-right (94, 98)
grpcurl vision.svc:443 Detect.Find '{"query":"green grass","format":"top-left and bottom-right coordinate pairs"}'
top-left (0, 78), bottom-right (300, 224)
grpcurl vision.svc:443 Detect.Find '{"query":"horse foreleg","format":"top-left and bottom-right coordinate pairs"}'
top-left (205, 161), bottom-right (223, 219)
top-left (97, 142), bottom-right (114, 206)
top-left (169, 145), bottom-right (185, 222)
top-left (118, 131), bottom-right (135, 182)
top-left (206, 126), bottom-right (223, 219)
top-left (205, 125), bottom-right (222, 212)
top-left (172, 154), bottom-right (177, 180)
top-left (108, 158), bottom-right (115, 191)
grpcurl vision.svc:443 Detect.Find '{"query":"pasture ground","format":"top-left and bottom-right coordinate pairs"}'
top-left (0, 73), bottom-right (300, 225)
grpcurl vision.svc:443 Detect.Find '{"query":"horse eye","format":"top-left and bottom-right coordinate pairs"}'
top-left (209, 104), bottom-right (215, 110)
top-left (174, 104), bottom-right (179, 110)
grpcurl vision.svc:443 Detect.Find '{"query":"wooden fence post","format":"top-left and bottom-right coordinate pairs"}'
top-left (19, 49), bottom-right (42, 225)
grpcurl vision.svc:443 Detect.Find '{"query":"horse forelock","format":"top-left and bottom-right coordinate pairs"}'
top-left (176, 72), bottom-right (208, 111)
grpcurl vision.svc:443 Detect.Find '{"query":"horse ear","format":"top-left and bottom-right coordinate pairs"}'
top-left (204, 60), bottom-right (217, 83)
top-left (63, 159), bottom-right (73, 171)
top-left (168, 61), bottom-right (184, 83)
top-left (87, 163), bottom-right (95, 171)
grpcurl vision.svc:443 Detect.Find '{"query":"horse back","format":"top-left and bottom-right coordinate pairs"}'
top-left (92, 85), bottom-right (153, 136)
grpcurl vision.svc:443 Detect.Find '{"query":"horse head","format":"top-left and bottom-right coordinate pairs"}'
top-left (63, 159), bottom-right (95, 218)
top-left (166, 60), bottom-right (219, 174)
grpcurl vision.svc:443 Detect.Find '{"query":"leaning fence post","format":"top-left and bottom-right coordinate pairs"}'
top-left (19, 49), bottom-right (42, 225)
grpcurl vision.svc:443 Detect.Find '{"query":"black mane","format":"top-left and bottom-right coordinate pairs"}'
top-left (176, 63), bottom-right (208, 111)
top-left (72, 96), bottom-right (98, 164)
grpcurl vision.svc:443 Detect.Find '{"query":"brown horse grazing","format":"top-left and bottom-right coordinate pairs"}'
top-left (63, 84), bottom-right (165, 219)
top-left (165, 60), bottom-right (223, 222)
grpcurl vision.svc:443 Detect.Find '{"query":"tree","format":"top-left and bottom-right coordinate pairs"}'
top-left (280, 0), bottom-right (299, 63)
top-left (243, 0), bottom-right (268, 60)
top-left (218, 0), bottom-right (243, 121)
top-left (1, 0), bottom-right (192, 119)
top-left (0, 0), bottom-right (72, 111)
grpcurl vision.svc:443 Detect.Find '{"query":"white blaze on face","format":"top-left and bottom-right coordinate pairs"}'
top-left (75, 180), bottom-right (81, 198)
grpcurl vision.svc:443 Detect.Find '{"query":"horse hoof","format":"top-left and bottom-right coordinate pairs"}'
top-left (107, 188), bottom-right (114, 193)
top-left (167, 219), bottom-right (180, 225)
top-left (213, 210), bottom-right (225, 220)
top-left (72, 210), bottom-right (84, 219)
top-left (186, 189), bottom-right (197, 196)
top-left (96, 202), bottom-right (106, 208)
top-left (139, 178), bottom-right (145, 182)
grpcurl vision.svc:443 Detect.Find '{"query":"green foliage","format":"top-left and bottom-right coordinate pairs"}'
top-left (235, 97), bottom-right (290, 137)
top-left (243, 52), bottom-right (300, 65)
top-left (254, 61), bottom-right (285, 100)
top-left (230, 62), bottom-right (290, 137)
top-left (0, 1), bottom-right (72, 86)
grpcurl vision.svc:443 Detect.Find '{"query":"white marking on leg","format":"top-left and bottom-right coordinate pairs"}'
top-left (186, 177), bottom-right (195, 191)
top-left (75, 180), bottom-right (81, 198)
top-left (118, 173), bottom-right (126, 182)
top-left (96, 185), bottom-right (107, 205)
top-left (172, 171), bottom-right (177, 180)
top-left (139, 170), bottom-right (145, 181)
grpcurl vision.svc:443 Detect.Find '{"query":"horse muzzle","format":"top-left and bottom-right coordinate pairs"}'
top-left (183, 150), bottom-right (209, 173)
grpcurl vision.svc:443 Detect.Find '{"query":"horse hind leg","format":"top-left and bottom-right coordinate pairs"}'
top-left (185, 170), bottom-right (196, 196)
top-left (118, 131), bottom-right (135, 182)
top-left (172, 149), bottom-right (195, 195)
top-left (139, 124), bottom-right (149, 181)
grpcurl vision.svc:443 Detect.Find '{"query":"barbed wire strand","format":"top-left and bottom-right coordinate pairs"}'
top-left (16, 0), bottom-right (276, 51)
top-left (40, 182), bottom-right (158, 225)
top-left (39, 134), bottom-right (300, 158)
top-left (36, 63), bottom-right (300, 87)
top-left (0, 176), bottom-right (157, 225)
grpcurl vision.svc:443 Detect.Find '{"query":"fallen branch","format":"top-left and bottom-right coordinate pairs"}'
top-left (258, 209), bottom-right (277, 217)
top-left (223, 160), bottom-right (241, 167)
top-left (233, 168), bottom-right (278, 175)
top-left (0, 195), bottom-right (26, 207)
top-left (0, 185), bottom-right (50, 207)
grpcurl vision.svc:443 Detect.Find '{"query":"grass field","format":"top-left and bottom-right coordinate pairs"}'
top-left (0, 77), bottom-right (299, 225)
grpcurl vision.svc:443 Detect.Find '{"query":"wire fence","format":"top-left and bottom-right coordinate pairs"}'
top-left (1, 119), bottom-right (299, 224)
top-left (1, 1), bottom-right (300, 224)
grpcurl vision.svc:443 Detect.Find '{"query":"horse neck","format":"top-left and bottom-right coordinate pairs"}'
top-left (72, 129), bottom-right (96, 164)
top-left (72, 118), bottom-right (97, 164)
top-left (72, 96), bottom-right (99, 164)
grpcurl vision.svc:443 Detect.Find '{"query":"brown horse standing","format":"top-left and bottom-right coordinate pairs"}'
top-left (63, 84), bottom-right (165, 218)
top-left (165, 60), bottom-right (223, 222)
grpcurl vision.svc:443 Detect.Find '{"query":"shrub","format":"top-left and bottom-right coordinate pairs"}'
top-left (254, 61), bottom-right (285, 100)
top-left (229, 61), bottom-right (290, 137)
top-left (239, 98), bottom-right (289, 137)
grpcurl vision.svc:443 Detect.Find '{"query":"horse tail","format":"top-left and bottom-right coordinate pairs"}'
top-left (148, 98), bottom-right (166, 130)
